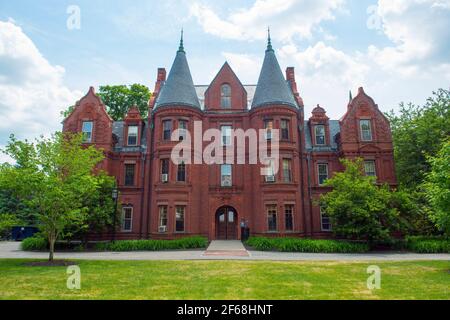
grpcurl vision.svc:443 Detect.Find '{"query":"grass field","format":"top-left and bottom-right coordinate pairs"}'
top-left (0, 259), bottom-right (448, 300)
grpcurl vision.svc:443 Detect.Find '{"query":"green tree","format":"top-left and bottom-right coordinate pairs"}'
top-left (1, 133), bottom-right (112, 261)
top-left (98, 84), bottom-right (151, 120)
top-left (423, 140), bottom-right (450, 235)
top-left (386, 88), bottom-right (450, 188)
top-left (61, 84), bottom-right (152, 120)
top-left (319, 158), bottom-right (404, 243)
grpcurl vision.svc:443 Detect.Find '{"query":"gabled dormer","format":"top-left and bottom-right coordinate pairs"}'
top-left (340, 87), bottom-right (392, 145)
top-left (123, 106), bottom-right (144, 147)
top-left (309, 105), bottom-right (330, 146)
top-left (63, 86), bottom-right (113, 152)
top-left (204, 62), bottom-right (247, 111)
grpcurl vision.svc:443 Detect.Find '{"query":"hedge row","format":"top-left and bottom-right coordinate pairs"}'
top-left (21, 236), bottom-right (47, 251)
top-left (246, 237), bottom-right (369, 253)
top-left (405, 236), bottom-right (449, 253)
top-left (95, 236), bottom-right (209, 251)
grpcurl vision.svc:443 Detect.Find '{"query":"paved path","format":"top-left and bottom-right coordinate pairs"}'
top-left (203, 240), bottom-right (249, 257)
top-left (0, 241), bottom-right (449, 261)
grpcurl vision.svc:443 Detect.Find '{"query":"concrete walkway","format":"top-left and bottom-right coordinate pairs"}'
top-left (0, 241), bottom-right (449, 261)
top-left (203, 240), bottom-right (249, 257)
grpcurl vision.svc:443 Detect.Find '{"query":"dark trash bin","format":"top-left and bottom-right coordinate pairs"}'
top-left (11, 226), bottom-right (39, 241)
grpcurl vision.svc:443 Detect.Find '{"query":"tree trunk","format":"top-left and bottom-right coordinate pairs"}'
top-left (49, 236), bottom-right (55, 262)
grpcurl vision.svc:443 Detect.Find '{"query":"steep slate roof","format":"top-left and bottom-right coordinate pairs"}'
top-left (252, 35), bottom-right (297, 109)
top-left (304, 120), bottom-right (341, 152)
top-left (155, 37), bottom-right (200, 109)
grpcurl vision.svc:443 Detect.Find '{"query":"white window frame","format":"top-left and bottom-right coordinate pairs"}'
top-left (320, 207), bottom-right (332, 232)
top-left (364, 160), bottom-right (377, 177)
top-left (122, 207), bottom-right (133, 232)
top-left (221, 125), bottom-right (232, 146)
top-left (158, 206), bottom-right (168, 230)
top-left (82, 121), bottom-right (93, 143)
top-left (264, 120), bottom-right (273, 140)
top-left (360, 119), bottom-right (373, 141)
top-left (221, 164), bottom-right (232, 187)
top-left (178, 120), bottom-right (187, 141)
top-left (315, 125), bottom-right (325, 146)
top-left (127, 125), bottom-right (138, 146)
top-left (317, 163), bottom-right (329, 186)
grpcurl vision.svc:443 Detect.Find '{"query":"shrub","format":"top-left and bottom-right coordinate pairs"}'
top-left (246, 237), bottom-right (369, 253)
top-left (406, 236), bottom-right (450, 253)
top-left (95, 236), bottom-right (209, 251)
top-left (21, 236), bottom-right (48, 251)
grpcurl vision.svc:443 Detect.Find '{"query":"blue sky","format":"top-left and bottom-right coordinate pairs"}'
top-left (0, 0), bottom-right (449, 162)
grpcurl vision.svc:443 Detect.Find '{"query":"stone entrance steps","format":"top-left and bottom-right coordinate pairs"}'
top-left (203, 240), bottom-right (249, 257)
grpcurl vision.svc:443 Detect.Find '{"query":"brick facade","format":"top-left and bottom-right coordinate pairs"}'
top-left (63, 40), bottom-right (396, 241)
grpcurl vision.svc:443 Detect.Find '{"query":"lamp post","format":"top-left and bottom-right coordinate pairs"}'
top-left (111, 186), bottom-right (119, 241)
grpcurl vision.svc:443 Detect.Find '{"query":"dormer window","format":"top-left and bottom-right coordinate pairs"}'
top-left (314, 125), bottom-right (325, 145)
top-left (221, 84), bottom-right (231, 108)
top-left (360, 120), bottom-right (373, 141)
top-left (82, 121), bottom-right (93, 143)
top-left (127, 125), bottom-right (138, 146)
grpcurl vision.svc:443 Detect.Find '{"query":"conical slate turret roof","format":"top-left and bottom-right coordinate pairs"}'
top-left (252, 31), bottom-right (297, 109)
top-left (155, 32), bottom-right (200, 109)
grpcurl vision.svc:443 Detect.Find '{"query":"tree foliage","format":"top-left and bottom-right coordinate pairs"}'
top-left (386, 88), bottom-right (450, 188)
top-left (62, 84), bottom-right (152, 120)
top-left (319, 158), bottom-right (411, 243)
top-left (98, 84), bottom-right (151, 120)
top-left (423, 140), bottom-right (450, 235)
top-left (0, 133), bottom-right (117, 261)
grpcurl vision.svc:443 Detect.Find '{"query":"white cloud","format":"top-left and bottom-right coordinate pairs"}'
top-left (221, 52), bottom-right (262, 83)
top-left (0, 20), bottom-right (82, 163)
top-left (369, 0), bottom-right (450, 74)
top-left (190, 0), bottom-right (345, 41)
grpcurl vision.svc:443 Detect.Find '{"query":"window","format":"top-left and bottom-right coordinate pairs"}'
top-left (161, 159), bottom-right (169, 182)
top-left (124, 164), bottom-right (135, 186)
top-left (122, 207), bottom-right (133, 232)
top-left (221, 84), bottom-right (231, 108)
top-left (177, 162), bottom-right (186, 182)
top-left (127, 125), bottom-right (138, 146)
top-left (360, 120), bottom-right (373, 141)
top-left (221, 125), bottom-right (232, 146)
top-left (221, 164), bottom-right (232, 187)
top-left (364, 160), bottom-right (376, 177)
top-left (178, 120), bottom-right (187, 141)
top-left (162, 120), bottom-right (172, 141)
top-left (159, 206), bottom-right (168, 230)
top-left (283, 159), bottom-right (292, 182)
top-left (285, 205), bottom-right (294, 231)
top-left (265, 159), bottom-right (276, 182)
top-left (267, 205), bottom-right (277, 232)
top-left (281, 119), bottom-right (290, 140)
top-left (264, 120), bottom-right (273, 140)
top-left (82, 121), bottom-right (93, 143)
top-left (318, 163), bottom-right (329, 185)
top-left (315, 125), bottom-right (325, 145)
top-left (320, 207), bottom-right (331, 232)
top-left (175, 206), bottom-right (185, 232)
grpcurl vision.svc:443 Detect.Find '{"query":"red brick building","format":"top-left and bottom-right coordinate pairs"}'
top-left (63, 35), bottom-right (396, 240)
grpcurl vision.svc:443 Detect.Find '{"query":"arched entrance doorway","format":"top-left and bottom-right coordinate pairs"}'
top-left (216, 206), bottom-right (238, 240)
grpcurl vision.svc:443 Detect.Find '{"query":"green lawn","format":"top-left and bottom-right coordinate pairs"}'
top-left (0, 259), bottom-right (448, 300)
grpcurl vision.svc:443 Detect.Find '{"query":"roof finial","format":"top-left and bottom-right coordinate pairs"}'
top-left (178, 28), bottom-right (185, 53)
top-left (266, 26), bottom-right (273, 52)
top-left (349, 89), bottom-right (353, 102)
